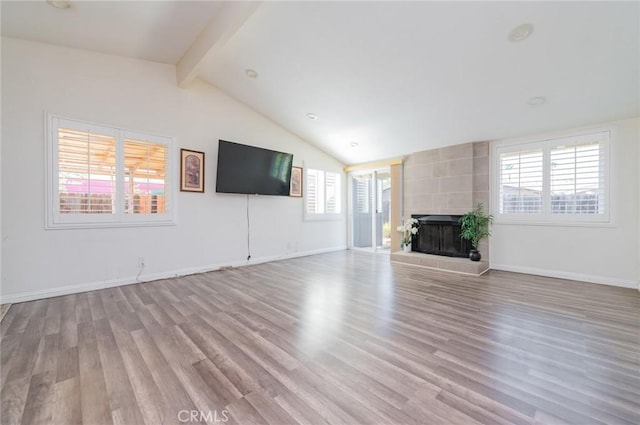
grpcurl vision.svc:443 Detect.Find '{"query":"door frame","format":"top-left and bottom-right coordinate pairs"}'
top-left (348, 167), bottom-right (391, 253)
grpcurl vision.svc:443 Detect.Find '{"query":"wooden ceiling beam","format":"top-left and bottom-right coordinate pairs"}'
top-left (176, 1), bottom-right (261, 87)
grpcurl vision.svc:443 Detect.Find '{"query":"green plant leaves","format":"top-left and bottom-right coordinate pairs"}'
top-left (459, 203), bottom-right (494, 249)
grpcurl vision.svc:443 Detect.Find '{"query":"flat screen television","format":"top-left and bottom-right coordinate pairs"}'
top-left (216, 140), bottom-right (293, 196)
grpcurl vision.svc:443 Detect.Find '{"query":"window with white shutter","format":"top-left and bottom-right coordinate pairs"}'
top-left (306, 169), bottom-right (321, 213)
top-left (325, 172), bottom-right (340, 214)
top-left (57, 127), bottom-right (117, 215)
top-left (499, 149), bottom-right (543, 214)
top-left (47, 116), bottom-right (175, 229)
top-left (305, 168), bottom-right (341, 218)
top-left (494, 130), bottom-right (609, 224)
top-left (550, 140), bottom-right (604, 215)
top-left (124, 138), bottom-right (168, 215)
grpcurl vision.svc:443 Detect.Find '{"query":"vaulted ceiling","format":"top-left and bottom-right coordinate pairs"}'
top-left (2, 1), bottom-right (639, 165)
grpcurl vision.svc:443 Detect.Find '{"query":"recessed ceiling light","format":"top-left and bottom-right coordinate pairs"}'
top-left (527, 96), bottom-right (546, 106)
top-left (508, 23), bottom-right (534, 42)
top-left (306, 113), bottom-right (318, 120)
top-left (47, 0), bottom-right (72, 9)
top-left (350, 141), bottom-right (359, 148)
top-left (245, 69), bottom-right (258, 78)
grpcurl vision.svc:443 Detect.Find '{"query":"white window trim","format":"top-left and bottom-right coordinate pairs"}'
top-left (303, 168), bottom-right (343, 221)
top-left (491, 129), bottom-right (611, 227)
top-left (45, 113), bottom-right (177, 229)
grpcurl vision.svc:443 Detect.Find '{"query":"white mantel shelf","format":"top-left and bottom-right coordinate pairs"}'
top-left (391, 251), bottom-right (489, 276)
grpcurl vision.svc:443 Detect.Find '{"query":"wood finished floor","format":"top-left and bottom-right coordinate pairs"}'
top-left (1, 251), bottom-right (639, 425)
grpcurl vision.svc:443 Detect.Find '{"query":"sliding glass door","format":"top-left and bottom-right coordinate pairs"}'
top-left (350, 169), bottom-right (391, 251)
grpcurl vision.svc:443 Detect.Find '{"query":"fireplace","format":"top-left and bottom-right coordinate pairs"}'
top-left (411, 215), bottom-right (471, 258)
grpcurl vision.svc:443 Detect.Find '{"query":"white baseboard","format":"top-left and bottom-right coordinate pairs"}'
top-left (490, 263), bottom-right (639, 290)
top-left (0, 281), bottom-right (108, 305)
top-left (0, 246), bottom-right (347, 304)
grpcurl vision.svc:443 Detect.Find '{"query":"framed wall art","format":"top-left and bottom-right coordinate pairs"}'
top-left (290, 166), bottom-right (302, 197)
top-left (180, 149), bottom-right (205, 192)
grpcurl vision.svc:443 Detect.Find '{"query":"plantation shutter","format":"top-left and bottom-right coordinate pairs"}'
top-left (57, 127), bottom-right (116, 214)
top-left (305, 169), bottom-right (341, 216)
top-left (306, 169), bottom-right (319, 213)
top-left (550, 140), bottom-right (603, 214)
top-left (124, 139), bottom-right (168, 215)
top-left (325, 172), bottom-right (340, 213)
top-left (355, 177), bottom-right (370, 213)
top-left (498, 149), bottom-right (543, 214)
top-left (494, 130), bottom-right (609, 224)
top-left (48, 116), bottom-right (175, 228)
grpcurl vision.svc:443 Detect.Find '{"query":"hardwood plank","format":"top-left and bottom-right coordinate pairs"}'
top-left (192, 358), bottom-right (243, 406)
top-left (52, 376), bottom-right (81, 425)
top-left (1, 251), bottom-right (638, 425)
top-left (314, 350), bottom-right (409, 411)
top-left (130, 327), bottom-right (199, 422)
top-left (1, 376), bottom-right (30, 425)
top-left (308, 354), bottom-right (417, 424)
top-left (87, 291), bottom-right (107, 321)
top-left (56, 346), bottom-right (79, 383)
top-left (75, 293), bottom-right (92, 324)
top-left (32, 334), bottom-right (59, 376)
top-left (20, 371), bottom-right (56, 425)
top-left (5, 314), bottom-right (46, 384)
top-left (94, 319), bottom-right (145, 425)
top-left (1, 308), bottom-right (27, 338)
top-left (0, 303), bottom-right (12, 324)
top-left (43, 300), bottom-right (62, 336)
top-left (179, 319), bottom-right (263, 396)
top-left (0, 333), bottom-right (23, 386)
top-left (109, 321), bottom-right (165, 425)
top-left (245, 390), bottom-right (299, 425)
top-left (436, 389), bottom-right (533, 425)
top-left (276, 366), bottom-right (363, 424)
top-left (59, 295), bottom-right (78, 350)
top-left (78, 322), bottom-right (112, 425)
top-left (226, 396), bottom-right (268, 425)
top-left (272, 389), bottom-right (329, 425)
top-left (403, 386), bottom-right (484, 425)
top-left (117, 285), bottom-right (147, 312)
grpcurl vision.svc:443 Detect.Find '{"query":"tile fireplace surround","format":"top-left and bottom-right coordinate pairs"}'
top-left (391, 251), bottom-right (489, 275)
top-left (393, 141), bottom-right (490, 275)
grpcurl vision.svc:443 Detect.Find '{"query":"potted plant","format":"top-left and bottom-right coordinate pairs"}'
top-left (397, 217), bottom-right (419, 252)
top-left (459, 203), bottom-right (494, 261)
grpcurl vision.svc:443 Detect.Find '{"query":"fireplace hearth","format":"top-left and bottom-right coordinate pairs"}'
top-left (411, 214), bottom-right (471, 258)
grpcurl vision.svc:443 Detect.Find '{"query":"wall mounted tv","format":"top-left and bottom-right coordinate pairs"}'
top-left (216, 140), bottom-right (293, 196)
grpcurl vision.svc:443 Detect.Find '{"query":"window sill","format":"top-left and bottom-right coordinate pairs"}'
top-left (493, 219), bottom-right (614, 228)
top-left (45, 220), bottom-right (177, 230)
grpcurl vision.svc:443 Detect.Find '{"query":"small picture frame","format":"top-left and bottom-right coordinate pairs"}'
top-left (290, 166), bottom-right (303, 197)
top-left (180, 149), bottom-right (205, 193)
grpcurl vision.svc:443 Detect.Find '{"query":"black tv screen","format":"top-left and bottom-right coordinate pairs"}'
top-left (216, 140), bottom-right (293, 196)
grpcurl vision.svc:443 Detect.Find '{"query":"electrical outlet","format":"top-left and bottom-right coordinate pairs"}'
top-left (138, 257), bottom-right (145, 268)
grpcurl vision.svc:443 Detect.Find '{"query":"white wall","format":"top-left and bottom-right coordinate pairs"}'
top-left (1, 37), bottom-right (347, 303)
top-left (0, 36), bottom-right (2, 297)
top-left (490, 117), bottom-right (640, 288)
